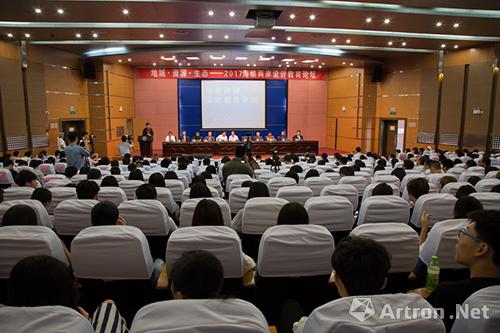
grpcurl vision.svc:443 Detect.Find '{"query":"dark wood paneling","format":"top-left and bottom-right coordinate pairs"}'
top-left (27, 62), bottom-right (48, 136)
top-left (440, 65), bottom-right (465, 134)
top-left (418, 68), bottom-right (439, 133)
top-left (0, 57), bottom-right (26, 137)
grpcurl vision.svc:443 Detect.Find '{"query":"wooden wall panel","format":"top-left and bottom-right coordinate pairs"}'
top-left (418, 68), bottom-right (439, 133)
top-left (26, 62), bottom-right (48, 136)
top-left (493, 68), bottom-right (500, 139)
top-left (439, 65), bottom-right (465, 135)
top-left (0, 57), bottom-right (26, 137)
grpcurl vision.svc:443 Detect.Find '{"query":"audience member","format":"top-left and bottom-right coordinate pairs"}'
top-left (372, 183), bottom-right (393, 196)
top-left (455, 184), bottom-right (476, 198)
top-left (100, 175), bottom-right (119, 187)
top-left (14, 170), bottom-right (38, 188)
top-left (31, 188), bottom-right (52, 209)
top-left (406, 178), bottom-right (429, 204)
top-left (1, 205), bottom-right (37, 226)
top-left (277, 203), bottom-right (309, 225)
top-left (135, 184), bottom-right (157, 200)
top-left (284, 170), bottom-right (299, 184)
top-left (148, 173), bottom-right (165, 187)
top-left (164, 171), bottom-right (179, 180)
top-left (91, 201), bottom-right (125, 226)
top-left (87, 168), bottom-right (102, 180)
top-left (467, 175), bottom-right (481, 186)
top-left (304, 169), bottom-right (319, 180)
top-left (128, 169), bottom-right (144, 181)
top-left (439, 175), bottom-right (457, 190)
top-left (76, 180), bottom-right (99, 200)
top-left (189, 183), bottom-right (212, 199)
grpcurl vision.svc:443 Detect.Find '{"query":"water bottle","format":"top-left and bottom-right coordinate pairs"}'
top-left (425, 255), bottom-right (440, 292)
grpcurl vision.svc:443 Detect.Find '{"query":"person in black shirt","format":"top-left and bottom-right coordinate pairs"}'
top-left (427, 210), bottom-right (500, 332)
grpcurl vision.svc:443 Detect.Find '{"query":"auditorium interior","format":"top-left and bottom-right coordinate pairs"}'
top-left (1, 1), bottom-right (500, 333)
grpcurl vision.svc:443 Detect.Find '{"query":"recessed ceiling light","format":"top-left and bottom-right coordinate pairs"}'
top-left (122, 9), bottom-right (129, 15)
top-left (436, 22), bottom-right (442, 27)
top-left (454, 45), bottom-right (459, 49)
top-left (441, 44), bottom-right (446, 48)
top-left (187, 63), bottom-right (191, 66)
top-left (179, 63), bottom-right (183, 66)
top-left (253, 64), bottom-right (256, 67)
top-left (346, 39), bottom-right (351, 43)
top-left (153, 62), bottom-right (156, 66)
top-left (286, 64), bottom-right (290, 68)
top-left (229, 11), bottom-right (235, 17)
top-left (186, 56), bottom-right (200, 60)
top-left (271, 36), bottom-right (276, 40)
top-left (235, 57), bottom-right (248, 60)
top-left (309, 14), bottom-right (316, 20)
top-left (247, 64), bottom-right (250, 67)
top-left (24, 33), bottom-right (31, 38)
top-left (402, 42), bottom-right (406, 46)
top-left (310, 65), bottom-right (314, 68)
top-left (208, 34), bottom-right (213, 39)
top-left (388, 41), bottom-right (393, 46)
top-left (302, 60), bottom-right (315, 63)
top-left (92, 33), bottom-right (98, 38)
top-left (342, 62), bottom-right (346, 65)
top-left (57, 8), bottom-right (64, 15)
top-left (281, 58), bottom-right (295, 62)
top-left (294, 62), bottom-right (297, 64)
top-left (209, 55), bottom-right (225, 60)
top-left (174, 59), bottom-right (178, 63)
top-left (289, 14), bottom-right (296, 19)
top-left (365, 17), bottom-right (372, 23)
top-left (208, 10), bottom-right (214, 16)
top-left (278, 64), bottom-right (282, 67)
top-left (319, 65), bottom-right (322, 69)
top-left (75, 33), bottom-right (81, 38)
top-left (321, 62), bottom-right (325, 65)
top-left (34, 8), bottom-right (42, 14)
top-left (214, 63), bottom-right (217, 66)
top-left (383, 18), bottom-right (390, 24)
top-left (331, 38), bottom-right (336, 43)
top-left (118, 59), bottom-right (122, 63)
top-left (7, 33), bottom-right (13, 38)
top-left (224, 35), bottom-right (229, 39)
top-left (453, 23), bottom-right (460, 28)
top-left (220, 63), bottom-right (223, 66)
top-left (287, 36), bottom-right (292, 41)
top-left (159, 33), bottom-right (164, 38)
top-left (349, 63), bottom-right (354, 66)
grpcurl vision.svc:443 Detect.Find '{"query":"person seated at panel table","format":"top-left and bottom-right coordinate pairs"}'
top-left (178, 130), bottom-right (190, 143)
top-left (277, 130), bottom-right (288, 142)
top-left (192, 132), bottom-right (203, 142)
top-left (228, 131), bottom-right (239, 142)
top-left (266, 132), bottom-right (276, 142)
top-left (292, 129), bottom-right (304, 142)
top-left (216, 131), bottom-right (228, 142)
top-left (204, 131), bottom-right (216, 142)
top-left (165, 131), bottom-right (176, 142)
top-left (253, 131), bottom-right (264, 142)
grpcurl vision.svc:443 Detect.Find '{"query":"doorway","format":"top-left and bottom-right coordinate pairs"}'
top-left (380, 119), bottom-right (406, 156)
top-left (60, 120), bottom-right (86, 141)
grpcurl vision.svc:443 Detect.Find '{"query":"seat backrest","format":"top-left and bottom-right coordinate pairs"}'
top-left (358, 196), bottom-right (410, 225)
top-left (419, 219), bottom-right (468, 269)
top-left (72, 225), bottom-right (153, 280)
top-left (119, 180), bottom-right (145, 200)
top-left (155, 187), bottom-right (179, 214)
top-left (372, 175), bottom-right (401, 188)
top-left (47, 187), bottom-right (77, 214)
top-left (70, 174), bottom-right (87, 184)
top-left (427, 173), bottom-right (456, 187)
top-left (98, 186), bottom-right (127, 206)
top-left (53, 199), bottom-right (99, 235)
top-left (0, 225), bottom-right (68, 278)
top-left (130, 298), bottom-right (269, 333)
top-left (229, 187), bottom-right (250, 214)
top-left (164, 179), bottom-right (185, 202)
top-left (305, 177), bottom-right (334, 196)
top-left (226, 174), bottom-right (253, 192)
top-left (451, 285), bottom-right (500, 333)
top-left (241, 197), bottom-right (288, 234)
top-left (54, 162), bottom-right (67, 174)
top-left (350, 223), bottom-right (419, 273)
top-left (257, 224), bottom-right (334, 277)
top-left (44, 178), bottom-right (71, 189)
top-left (361, 183), bottom-right (399, 202)
top-left (229, 178), bottom-right (256, 193)
top-left (467, 166), bottom-right (485, 174)
top-left (166, 226), bottom-right (243, 278)
top-left (38, 163), bottom-right (55, 175)
top-left (304, 196), bottom-right (353, 232)
top-left (440, 182), bottom-right (473, 196)
top-left (206, 178), bottom-right (224, 197)
top-left (475, 179), bottom-right (500, 192)
top-left (354, 171), bottom-right (372, 183)
top-left (119, 200), bottom-right (175, 235)
top-left (319, 172), bottom-right (340, 184)
top-left (304, 293), bottom-right (445, 333)
top-left (276, 186), bottom-right (313, 205)
top-left (338, 176), bottom-right (368, 196)
top-left (410, 193), bottom-right (457, 227)
top-left (267, 177), bottom-right (297, 196)
top-left (3, 186), bottom-right (35, 201)
top-left (181, 186), bottom-right (220, 203)
top-left (458, 172), bottom-right (484, 182)
top-left (484, 170), bottom-right (499, 179)
top-left (0, 169), bottom-right (14, 185)
top-left (470, 192), bottom-right (500, 210)
top-left (0, 199), bottom-right (52, 228)
top-left (320, 184), bottom-right (358, 211)
top-left (0, 305), bottom-right (94, 333)
top-left (400, 174), bottom-right (426, 193)
top-left (179, 197), bottom-right (231, 227)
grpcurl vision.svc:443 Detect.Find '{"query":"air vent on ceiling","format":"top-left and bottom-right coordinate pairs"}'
top-left (245, 9), bottom-right (283, 38)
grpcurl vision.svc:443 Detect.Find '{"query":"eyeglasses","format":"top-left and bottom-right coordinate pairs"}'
top-left (458, 228), bottom-right (484, 243)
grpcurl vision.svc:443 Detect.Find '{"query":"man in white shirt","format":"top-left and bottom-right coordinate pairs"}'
top-left (165, 131), bottom-right (176, 142)
top-left (216, 131), bottom-right (228, 142)
top-left (118, 135), bottom-right (133, 157)
top-left (228, 131), bottom-right (239, 142)
top-left (57, 134), bottom-right (66, 151)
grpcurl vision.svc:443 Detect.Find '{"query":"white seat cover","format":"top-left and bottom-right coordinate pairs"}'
top-left (256, 172), bottom-right (279, 183)
top-left (181, 186), bottom-right (220, 203)
top-left (38, 163), bottom-right (55, 175)
top-left (3, 187), bottom-right (34, 201)
top-left (484, 170), bottom-right (499, 179)
top-left (304, 196), bottom-right (353, 232)
top-left (372, 175), bottom-right (401, 188)
top-left (361, 183), bottom-right (399, 202)
top-left (44, 178), bottom-right (71, 189)
top-left (305, 177), bottom-right (334, 196)
top-left (419, 219), bottom-right (468, 268)
top-left (155, 187), bottom-right (179, 214)
top-left (451, 285), bottom-right (500, 333)
top-left (427, 173), bottom-right (456, 187)
top-left (470, 192), bottom-right (500, 210)
top-left (71, 225), bottom-right (153, 280)
top-left (410, 193), bottom-right (457, 227)
top-left (267, 177), bottom-right (297, 197)
top-left (320, 173), bottom-right (340, 185)
top-left (130, 298), bottom-right (268, 333)
top-left (43, 174), bottom-right (66, 182)
top-left (304, 293), bottom-right (445, 333)
top-left (0, 169), bottom-right (14, 185)
top-left (400, 174), bottom-right (426, 193)
top-left (70, 174), bottom-right (87, 184)
top-left (354, 171), bottom-right (372, 184)
top-left (119, 200), bottom-right (176, 235)
top-left (475, 179), bottom-right (500, 192)
top-left (458, 172), bottom-right (484, 182)
top-left (48, 187), bottom-right (77, 214)
top-left (119, 180), bottom-right (145, 200)
top-left (226, 174), bottom-right (253, 192)
top-left (0, 199), bottom-right (52, 228)
top-left (357, 196), bottom-right (410, 225)
top-left (166, 226), bottom-right (244, 278)
top-left (0, 305), bottom-right (94, 333)
top-left (165, 179), bottom-right (185, 202)
top-left (276, 186), bottom-right (313, 205)
top-left (257, 224), bottom-right (334, 277)
top-left (98, 186), bottom-right (127, 206)
top-left (54, 162), bottom-right (67, 174)
top-left (351, 223), bottom-right (419, 273)
top-left (176, 174), bottom-right (190, 189)
top-left (229, 187), bottom-right (250, 214)
top-left (0, 225), bottom-right (68, 278)
top-left (440, 182), bottom-right (473, 196)
top-left (53, 199), bottom-right (99, 235)
top-left (206, 178), bottom-right (224, 197)
top-left (179, 197), bottom-right (231, 228)
top-left (229, 178), bottom-right (256, 193)
top-left (339, 176), bottom-right (368, 196)
top-left (241, 197), bottom-right (288, 234)
top-left (320, 184), bottom-right (358, 211)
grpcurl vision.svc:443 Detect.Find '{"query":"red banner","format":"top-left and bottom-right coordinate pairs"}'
top-left (136, 67), bottom-right (325, 81)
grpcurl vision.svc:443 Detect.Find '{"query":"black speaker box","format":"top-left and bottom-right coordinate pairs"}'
top-left (372, 65), bottom-right (384, 82)
top-left (82, 61), bottom-right (96, 80)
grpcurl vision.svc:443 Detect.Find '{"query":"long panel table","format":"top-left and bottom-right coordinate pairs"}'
top-left (162, 141), bottom-right (319, 156)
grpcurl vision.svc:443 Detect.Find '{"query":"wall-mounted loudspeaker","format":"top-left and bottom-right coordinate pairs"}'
top-left (82, 61), bottom-right (96, 80)
top-left (372, 65), bottom-right (384, 82)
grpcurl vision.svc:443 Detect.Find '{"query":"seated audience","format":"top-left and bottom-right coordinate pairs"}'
top-left (76, 180), bottom-right (99, 200)
top-left (231, 182), bottom-right (269, 232)
top-left (372, 183), bottom-right (393, 196)
top-left (491, 184), bottom-right (500, 193)
top-left (455, 184), bottom-right (476, 198)
top-left (31, 188), bottom-right (52, 209)
top-left (128, 169), bottom-right (144, 181)
top-left (391, 167), bottom-right (406, 182)
top-left (164, 171), bottom-right (179, 180)
top-left (14, 170), bottom-right (38, 188)
top-left (189, 183), bottom-right (212, 199)
top-left (101, 175), bottom-right (119, 187)
top-left (304, 169), bottom-right (319, 180)
top-left (135, 184), bottom-right (157, 200)
top-left (91, 201), bottom-right (126, 226)
top-left (1, 205), bottom-right (37, 226)
top-left (285, 170), bottom-right (299, 184)
top-left (87, 168), bottom-right (102, 180)
top-left (467, 175), bottom-right (481, 186)
top-left (407, 178), bottom-right (429, 204)
top-left (277, 203), bottom-right (309, 225)
top-left (339, 166), bottom-right (355, 177)
top-left (148, 173), bottom-right (165, 187)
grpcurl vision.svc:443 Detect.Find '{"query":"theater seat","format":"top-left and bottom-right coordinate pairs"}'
top-left (320, 185), bottom-right (358, 211)
top-left (372, 174), bottom-right (401, 188)
top-left (53, 199), bottom-right (98, 235)
top-left (475, 179), bottom-right (500, 192)
top-left (319, 172), bottom-right (340, 184)
top-left (229, 178), bottom-right (256, 193)
top-left (400, 174), bottom-right (426, 193)
top-left (304, 196), bottom-right (353, 237)
top-left (361, 183), bottom-right (399, 203)
top-left (305, 177), bottom-right (334, 196)
top-left (267, 176), bottom-right (296, 197)
top-left (130, 298), bottom-right (268, 333)
top-left (118, 200), bottom-right (176, 235)
top-left (3, 187), bottom-right (34, 201)
top-left (0, 199), bottom-right (52, 228)
top-left (180, 186), bottom-right (220, 203)
top-left (339, 175), bottom-right (369, 196)
top-left (206, 178), bottom-right (224, 197)
top-left (119, 180), bottom-right (145, 200)
top-left (0, 169), bottom-right (14, 186)
top-left (357, 196), bottom-right (410, 225)
top-left (37, 163), bottom-right (55, 176)
top-left (229, 187), bottom-right (250, 215)
top-left (470, 192), bottom-right (500, 210)
top-left (48, 187), bottom-right (77, 214)
top-left (427, 173), bottom-right (456, 187)
top-left (0, 305), bottom-right (94, 333)
top-left (164, 179), bottom-right (185, 203)
top-left (54, 162), bottom-right (67, 174)
top-left (44, 178), bottom-right (71, 189)
top-left (226, 174), bottom-right (253, 193)
top-left (98, 186), bottom-right (127, 206)
top-left (155, 187), bottom-right (179, 215)
top-left (304, 293), bottom-right (445, 333)
top-left (440, 182), bottom-right (473, 196)
top-left (179, 197), bottom-right (231, 227)
top-left (410, 193), bottom-right (457, 228)
top-left (276, 185), bottom-right (313, 205)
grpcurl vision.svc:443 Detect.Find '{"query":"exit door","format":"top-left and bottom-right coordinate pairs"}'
top-left (380, 119), bottom-right (406, 156)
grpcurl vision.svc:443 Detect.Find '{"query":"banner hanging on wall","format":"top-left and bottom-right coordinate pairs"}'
top-left (136, 67), bottom-right (326, 80)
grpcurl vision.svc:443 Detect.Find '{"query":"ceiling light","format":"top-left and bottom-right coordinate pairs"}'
top-left (289, 14), bottom-right (296, 19)
top-left (302, 60), bottom-right (316, 63)
top-left (224, 35), bottom-right (229, 39)
top-left (310, 65), bottom-right (314, 68)
top-left (7, 33), bottom-right (13, 38)
top-left (365, 17), bottom-right (372, 23)
top-left (179, 63), bottom-right (182, 66)
top-left (309, 14), bottom-right (316, 20)
top-left (383, 18), bottom-right (390, 24)
top-left (259, 56), bottom-right (274, 61)
top-left (315, 59), bottom-right (319, 62)
top-left (253, 64), bottom-right (256, 67)
top-left (454, 44), bottom-right (459, 49)
top-left (441, 44), bottom-right (446, 48)
top-left (208, 10), bottom-right (214, 16)
top-left (321, 62), bottom-right (325, 65)
top-left (349, 63), bottom-right (354, 66)
top-left (57, 8), bottom-right (64, 15)
top-left (278, 64), bottom-right (282, 67)
top-left (187, 63), bottom-right (191, 66)
top-left (220, 63), bottom-right (223, 66)
top-left (235, 57), bottom-right (248, 60)
top-left (118, 59), bottom-right (122, 63)
top-left (287, 36), bottom-right (292, 41)
top-left (319, 65), bottom-right (322, 69)
top-left (453, 23), bottom-right (460, 28)
top-left (346, 39), bottom-right (351, 43)
top-left (186, 56), bottom-right (200, 60)
top-left (247, 64), bottom-right (250, 67)
top-left (331, 38), bottom-right (336, 43)
top-left (247, 45), bottom-right (276, 52)
top-left (174, 59), bottom-right (178, 63)
top-left (342, 62), bottom-right (346, 65)
top-left (286, 64), bottom-right (290, 68)
top-left (294, 62), bottom-right (297, 64)
top-left (229, 11), bottom-right (235, 17)
top-left (122, 9), bottom-right (129, 15)
top-left (161, 56), bottom-right (176, 61)
top-left (271, 36), bottom-right (276, 40)
top-left (127, 58), bottom-right (132, 62)
top-left (208, 34), bottom-right (213, 39)
top-left (213, 63), bottom-right (217, 66)
top-left (24, 33), bottom-right (31, 38)
top-left (388, 41), bottom-right (393, 46)
top-left (92, 33), bottom-right (98, 38)
top-left (153, 62), bottom-right (156, 66)
top-left (34, 8), bottom-right (42, 14)
top-left (210, 55), bottom-right (225, 60)
top-left (74, 33), bottom-right (81, 38)
top-left (281, 58), bottom-right (295, 62)
top-left (159, 33), bottom-right (164, 38)
top-left (436, 22), bottom-right (442, 27)
top-left (402, 42), bottom-right (406, 46)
